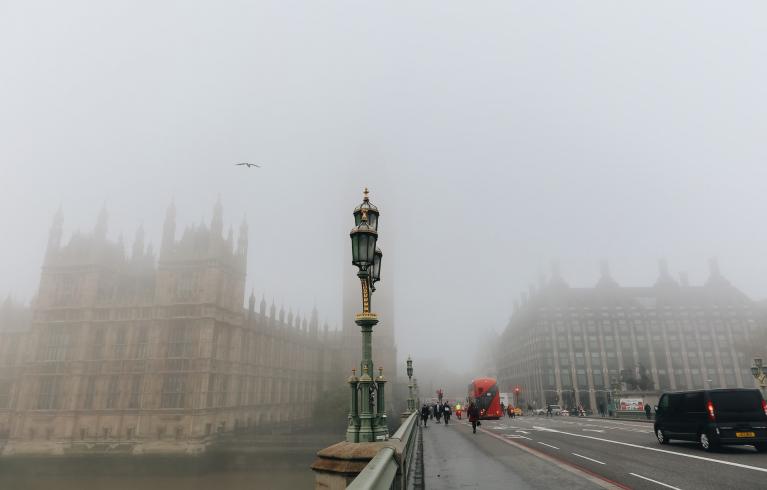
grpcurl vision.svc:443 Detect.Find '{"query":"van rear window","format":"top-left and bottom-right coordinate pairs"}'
top-left (710, 391), bottom-right (762, 412)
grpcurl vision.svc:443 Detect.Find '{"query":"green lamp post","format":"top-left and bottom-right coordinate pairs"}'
top-left (407, 357), bottom-right (414, 412)
top-left (346, 188), bottom-right (388, 443)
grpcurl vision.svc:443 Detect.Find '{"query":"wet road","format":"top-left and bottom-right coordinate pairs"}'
top-left (425, 415), bottom-right (767, 489)
top-left (421, 417), bottom-right (616, 489)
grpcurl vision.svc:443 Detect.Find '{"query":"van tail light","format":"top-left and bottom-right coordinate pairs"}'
top-left (762, 399), bottom-right (767, 417)
top-left (706, 400), bottom-right (716, 422)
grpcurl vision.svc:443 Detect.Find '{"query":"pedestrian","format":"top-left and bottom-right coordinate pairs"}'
top-left (434, 403), bottom-right (442, 424)
top-left (546, 404), bottom-right (552, 418)
top-left (456, 404), bottom-right (462, 420)
top-left (598, 402), bottom-right (605, 418)
top-left (468, 402), bottom-right (480, 434)
top-left (420, 403), bottom-right (430, 427)
top-left (443, 401), bottom-right (452, 425)
top-left (644, 403), bottom-right (652, 420)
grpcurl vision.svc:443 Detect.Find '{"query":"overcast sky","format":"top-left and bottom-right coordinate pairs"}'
top-left (1, 1), bottom-right (766, 373)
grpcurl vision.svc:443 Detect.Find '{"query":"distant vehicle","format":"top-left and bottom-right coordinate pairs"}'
top-left (514, 407), bottom-right (522, 416)
top-left (533, 408), bottom-right (546, 415)
top-left (560, 409), bottom-right (570, 416)
top-left (468, 377), bottom-right (502, 419)
top-left (550, 404), bottom-right (563, 415)
top-left (654, 389), bottom-right (767, 452)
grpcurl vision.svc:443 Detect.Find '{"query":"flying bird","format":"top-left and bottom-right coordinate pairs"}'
top-left (235, 162), bottom-right (261, 168)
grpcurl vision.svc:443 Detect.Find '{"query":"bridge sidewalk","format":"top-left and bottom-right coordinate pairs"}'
top-left (421, 419), bottom-right (604, 489)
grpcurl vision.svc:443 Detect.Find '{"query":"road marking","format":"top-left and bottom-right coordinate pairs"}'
top-left (629, 472), bottom-right (682, 489)
top-left (572, 453), bottom-right (606, 465)
top-left (505, 435), bottom-right (532, 440)
top-left (516, 430), bottom-right (530, 434)
top-left (531, 426), bottom-right (767, 474)
top-left (537, 442), bottom-right (560, 449)
top-left (583, 429), bottom-right (605, 433)
top-left (477, 426), bottom-right (629, 489)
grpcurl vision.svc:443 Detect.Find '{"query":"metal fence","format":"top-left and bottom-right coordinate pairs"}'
top-left (347, 411), bottom-right (420, 490)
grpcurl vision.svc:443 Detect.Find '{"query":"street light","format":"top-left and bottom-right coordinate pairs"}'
top-left (406, 357), bottom-right (415, 413)
top-left (370, 248), bottom-right (382, 292)
top-left (346, 188), bottom-right (388, 443)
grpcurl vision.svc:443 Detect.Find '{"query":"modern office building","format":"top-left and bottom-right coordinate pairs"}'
top-left (496, 260), bottom-right (766, 412)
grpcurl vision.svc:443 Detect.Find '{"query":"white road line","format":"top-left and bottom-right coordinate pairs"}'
top-left (583, 429), bottom-right (605, 433)
top-left (537, 442), bottom-right (560, 450)
top-left (629, 472), bottom-right (682, 490)
top-left (572, 452), bottom-right (606, 465)
top-left (532, 426), bottom-right (767, 474)
top-left (479, 427), bottom-right (624, 489)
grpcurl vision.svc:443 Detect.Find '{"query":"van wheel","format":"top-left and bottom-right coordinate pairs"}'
top-left (700, 432), bottom-right (717, 452)
top-left (655, 428), bottom-right (669, 445)
top-left (755, 443), bottom-right (767, 453)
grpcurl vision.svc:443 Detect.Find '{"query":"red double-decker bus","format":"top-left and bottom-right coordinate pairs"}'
top-left (468, 377), bottom-right (502, 419)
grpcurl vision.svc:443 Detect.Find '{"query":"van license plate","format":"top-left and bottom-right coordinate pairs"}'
top-left (736, 432), bottom-right (755, 438)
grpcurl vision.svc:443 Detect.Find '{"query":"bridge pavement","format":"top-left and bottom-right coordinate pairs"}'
top-left (423, 414), bottom-right (767, 489)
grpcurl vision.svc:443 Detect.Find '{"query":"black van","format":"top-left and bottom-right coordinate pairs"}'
top-left (654, 389), bottom-right (767, 451)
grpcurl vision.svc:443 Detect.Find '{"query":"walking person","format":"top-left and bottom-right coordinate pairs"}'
top-left (420, 403), bottom-right (430, 427)
top-left (546, 404), bottom-right (553, 418)
top-left (644, 403), bottom-right (652, 420)
top-left (434, 403), bottom-right (442, 424)
top-left (468, 402), bottom-right (480, 434)
top-left (443, 401), bottom-right (452, 425)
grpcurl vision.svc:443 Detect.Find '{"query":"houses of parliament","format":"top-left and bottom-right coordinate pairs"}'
top-left (0, 201), bottom-right (397, 455)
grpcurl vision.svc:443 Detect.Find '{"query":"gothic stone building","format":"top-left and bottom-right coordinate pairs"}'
top-left (0, 202), bottom-right (341, 455)
top-left (497, 260), bottom-right (767, 412)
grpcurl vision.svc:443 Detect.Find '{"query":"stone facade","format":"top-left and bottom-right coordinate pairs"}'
top-left (497, 260), bottom-right (767, 412)
top-left (0, 202), bottom-right (342, 455)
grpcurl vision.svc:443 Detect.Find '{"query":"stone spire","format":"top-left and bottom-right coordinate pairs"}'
top-left (248, 289), bottom-right (256, 319)
top-left (211, 196), bottom-right (223, 237)
top-left (161, 199), bottom-right (176, 257)
top-left (260, 294), bottom-right (267, 317)
top-left (596, 260), bottom-right (619, 288)
top-left (237, 216), bottom-right (248, 259)
top-left (654, 258), bottom-right (678, 287)
top-left (705, 258), bottom-right (730, 288)
top-left (45, 206), bottom-right (63, 261)
top-left (310, 305), bottom-right (319, 335)
top-left (94, 204), bottom-right (108, 240)
top-left (270, 299), bottom-right (276, 322)
top-left (549, 259), bottom-right (568, 288)
top-left (132, 225), bottom-right (145, 259)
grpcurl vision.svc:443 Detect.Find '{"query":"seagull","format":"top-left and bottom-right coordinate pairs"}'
top-left (235, 162), bottom-right (261, 168)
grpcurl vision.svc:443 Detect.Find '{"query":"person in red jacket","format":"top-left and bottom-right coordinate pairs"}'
top-left (468, 402), bottom-right (480, 434)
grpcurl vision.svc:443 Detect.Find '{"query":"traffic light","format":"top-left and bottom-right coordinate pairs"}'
top-left (514, 387), bottom-right (520, 394)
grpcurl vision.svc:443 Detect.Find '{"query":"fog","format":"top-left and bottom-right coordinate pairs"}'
top-left (2, 1), bottom-right (766, 375)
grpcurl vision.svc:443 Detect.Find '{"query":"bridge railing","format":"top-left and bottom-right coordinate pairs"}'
top-left (347, 411), bottom-right (420, 490)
